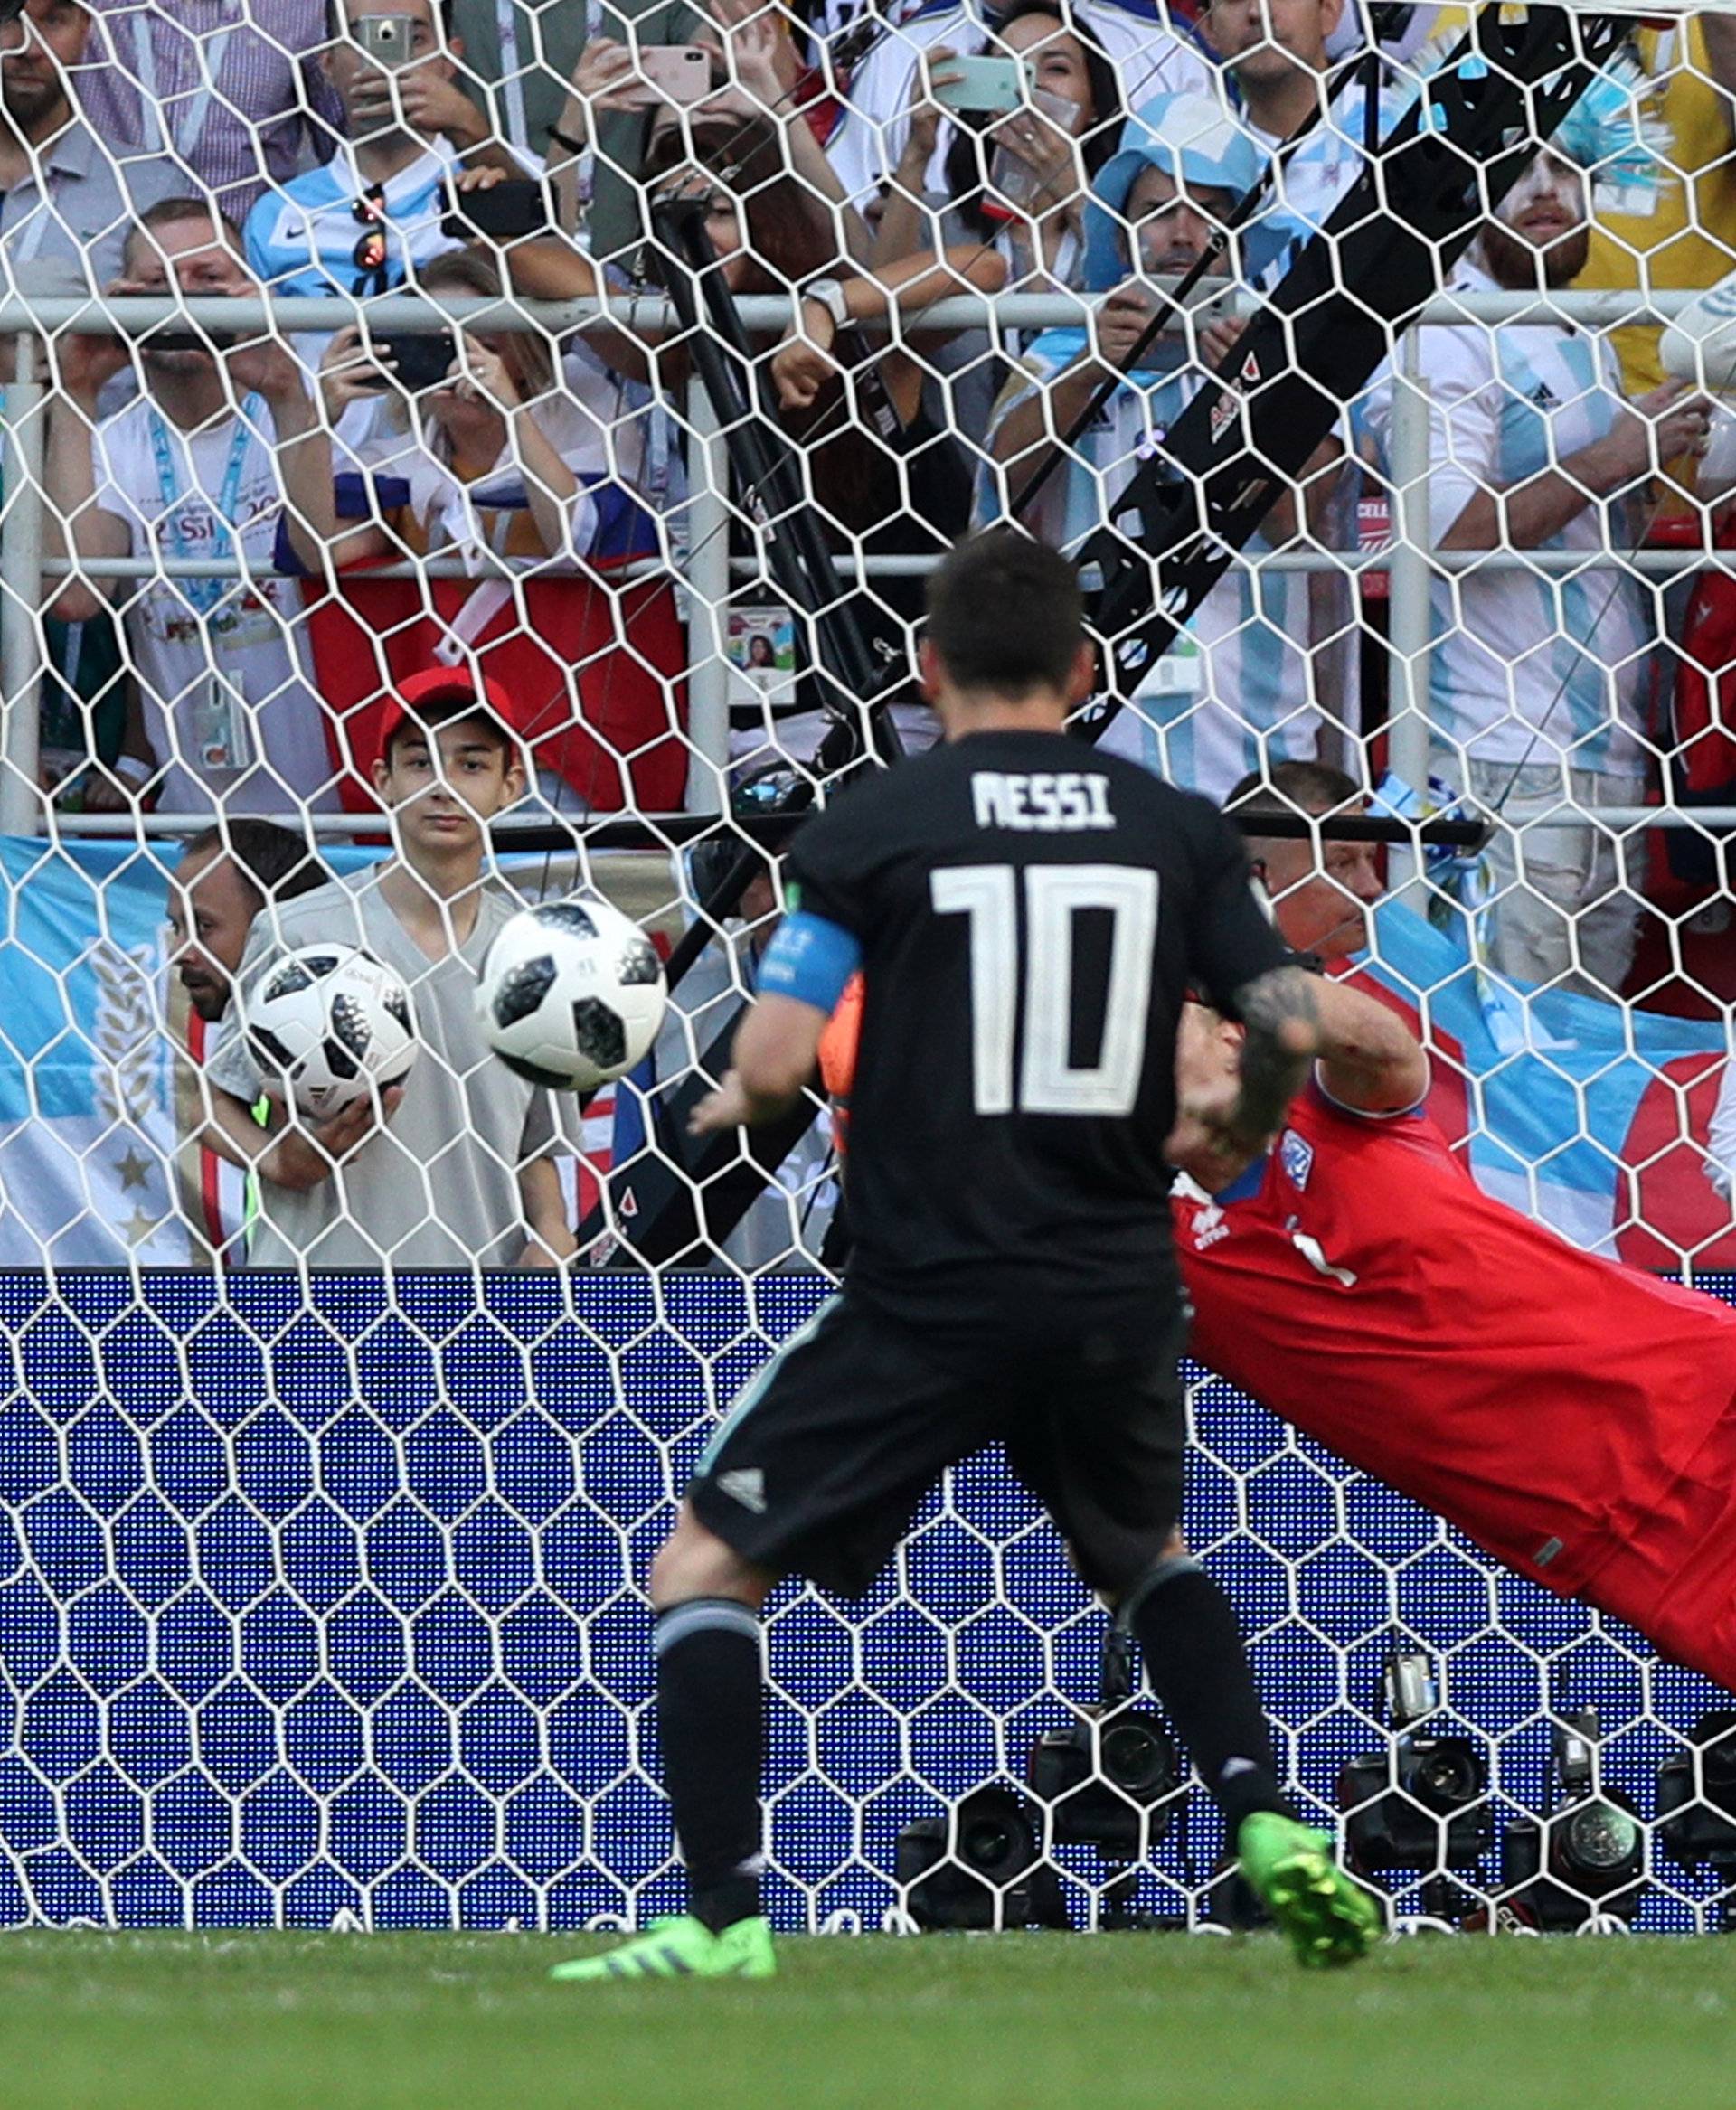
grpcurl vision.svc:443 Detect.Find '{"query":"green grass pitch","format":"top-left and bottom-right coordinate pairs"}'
top-left (5, 1930), bottom-right (1735, 2110)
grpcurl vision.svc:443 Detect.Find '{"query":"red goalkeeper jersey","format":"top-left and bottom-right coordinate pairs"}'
top-left (1174, 1081), bottom-right (1736, 1604)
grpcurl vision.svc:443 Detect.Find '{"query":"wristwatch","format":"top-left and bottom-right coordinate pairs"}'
top-left (800, 278), bottom-right (850, 332)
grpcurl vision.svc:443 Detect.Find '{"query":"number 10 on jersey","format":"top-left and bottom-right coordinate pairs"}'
top-left (931, 864), bottom-right (1158, 1117)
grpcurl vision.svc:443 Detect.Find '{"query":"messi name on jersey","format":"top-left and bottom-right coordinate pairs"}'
top-left (971, 771), bottom-right (1116, 833)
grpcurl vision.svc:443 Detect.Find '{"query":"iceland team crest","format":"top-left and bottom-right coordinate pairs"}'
top-left (1280, 1129), bottom-right (1315, 1191)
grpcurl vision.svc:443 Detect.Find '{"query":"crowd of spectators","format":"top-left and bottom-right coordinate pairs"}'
top-left (10, 0), bottom-right (1730, 824)
top-left (4, 0), bottom-right (1736, 1261)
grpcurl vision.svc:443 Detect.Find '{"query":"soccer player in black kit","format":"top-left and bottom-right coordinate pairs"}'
top-left (553, 531), bottom-right (1380, 1982)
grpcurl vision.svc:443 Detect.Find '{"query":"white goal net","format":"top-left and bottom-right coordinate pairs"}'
top-left (0, 0), bottom-right (1735, 1935)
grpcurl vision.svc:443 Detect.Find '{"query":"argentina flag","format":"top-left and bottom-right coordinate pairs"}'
top-left (1354, 900), bottom-right (1736, 1271)
top-left (0, 838), bottom-right (198, 1266)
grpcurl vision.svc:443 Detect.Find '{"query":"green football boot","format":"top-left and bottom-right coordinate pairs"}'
top-left (1237, 1813), bottom-right (1382, 1969)
top-left (550, 1914), bottom-right (777, 1983)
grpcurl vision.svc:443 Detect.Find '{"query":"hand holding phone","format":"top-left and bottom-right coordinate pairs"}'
top-left (928, 52), bottom-right (1030, 117)
top-left (440, 179), bottom-right (551, 240)
top-left (617, 45), bottom-right (713, 108)
top-left (354, 14), bottom-right (415, 69)
top-left (373, 329), bottom-right (458, 392)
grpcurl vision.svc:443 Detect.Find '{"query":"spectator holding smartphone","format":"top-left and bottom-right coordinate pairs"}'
top-left (868, 5), bottom-right (1127, 453)
top-left (243, 0), bottom-right (523, 303)
top-left (42, 198), bottom-right (345, 817)
top-left (308, 246), bottom-right (644, 569)
top-left (877, 3), bottom-right (1124, 295)
top-left (458, 0), bottom-right (711, 264)
top-left (542, 5), bottom-right (867, 270)
top-left (282, 242), bottom-right (687, 815)
top-left (825, 0), bottom-right (1206, 217)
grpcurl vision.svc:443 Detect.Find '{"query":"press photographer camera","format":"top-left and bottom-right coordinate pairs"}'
top-left (1336, 1647), bottom-right (1493, 1882)
top-left (1655, 1710), bottom-right (1736, 1919)
top-left (896, 1785), bottom-right (1066, 1931)
top-left (895, 1634), bottom-right (1182, 1931)
top-left (1025, 1703), bottom-right (1182, 1858)
top-left (1498, 1708), bottom-right (1646, 1932)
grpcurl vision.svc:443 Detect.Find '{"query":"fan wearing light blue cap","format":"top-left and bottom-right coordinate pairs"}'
top-left (974, 89), bottom-right (1348, 805)
top-left (1077, 87), bottom-right (1271, 296)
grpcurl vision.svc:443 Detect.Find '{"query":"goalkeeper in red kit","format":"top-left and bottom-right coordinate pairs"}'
top-left (822, 974), bottom-right (1736, 1690)
top-left (1166, 989), bottom-right (1736, 1692)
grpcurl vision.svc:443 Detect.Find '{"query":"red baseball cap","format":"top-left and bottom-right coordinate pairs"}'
top-left (373, 666), bottom-right (533, 760)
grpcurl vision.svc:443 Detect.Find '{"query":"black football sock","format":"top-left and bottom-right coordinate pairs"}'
top-left (1122, 1558), bottom-right (1290, 1834)
top-left (655, 1598), bottom-right (766, 1935)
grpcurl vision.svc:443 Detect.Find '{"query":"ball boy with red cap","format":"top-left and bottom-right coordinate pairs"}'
top-left (203, 668), bottom-right (577, 1268)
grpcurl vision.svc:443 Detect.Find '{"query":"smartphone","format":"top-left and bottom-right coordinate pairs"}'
top-left (618, 45), bottom-right (712, 108)
top-left (441, 180), bottom-right (550, 240)
top-left (151, 329), bottom-right (235, 353)
top-left (373, 330), bottom-right (458, 391)
top-left (930, 53), bottom-right (1031, 117)
top-left (354, 14), bottom-right (415, 69)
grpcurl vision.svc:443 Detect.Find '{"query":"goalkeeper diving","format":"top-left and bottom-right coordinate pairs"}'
top-left (822, 972), bottom-right (1736, 1691)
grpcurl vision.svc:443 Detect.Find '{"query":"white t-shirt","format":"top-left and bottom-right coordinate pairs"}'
top-left (1248, 84), bottom-right (1388, 250)
top-left (980, 345), bottom-right (1322, 801)
top-left (1363, 259), bottom-right (1648, 775)
top-left (93, 394), bottom-right (339, 815)
top-left (352, 343), bottom-right (669, 564)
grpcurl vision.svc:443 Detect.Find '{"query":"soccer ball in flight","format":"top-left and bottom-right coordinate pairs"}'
top-left (244, 945), bottom-right (419, 1118)
top-left (476, 896), bottom-right (667, 1091)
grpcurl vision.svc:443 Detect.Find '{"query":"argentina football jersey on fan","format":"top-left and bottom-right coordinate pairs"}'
top-left (977, 344), bottom-right (1323, 802)
top-left (1365, 259), bottom-right (1648, 774)
top-left (242, 142), bottom-right (464, 297)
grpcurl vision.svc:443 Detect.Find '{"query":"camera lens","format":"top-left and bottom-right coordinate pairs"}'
top-left (1411, 1743), bottom-right (1479, 1811)
top-left (966, 1814), bottom-right (1016, 1865)
top-left (1100, 1719), bottom-right (1174, 1800)
top-left (1561, 1801), bottom-right (1638, 1873)
top-left (958, 1797), bottom-right (1037, 1881)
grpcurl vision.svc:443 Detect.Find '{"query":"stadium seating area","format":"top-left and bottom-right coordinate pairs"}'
top-left (4, 0), bottom-right (1736, 1939)
top-left (0, 0), bottom-right (1734, 1266)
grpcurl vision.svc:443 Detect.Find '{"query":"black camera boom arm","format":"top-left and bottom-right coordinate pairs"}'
top-left (1078, 6), bottom-right (1630, 733)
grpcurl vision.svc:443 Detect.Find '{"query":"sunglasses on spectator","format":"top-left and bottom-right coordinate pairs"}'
top-left (352, 183), bottom-right (389, 278)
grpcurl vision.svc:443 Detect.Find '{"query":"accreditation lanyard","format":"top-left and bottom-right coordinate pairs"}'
top-left (133, 14), bottom-right (238, 161)
top-left (496, 0), bottom-right (603, 152)
top-left (495, 0), bottom-right (530, 155)
top-left (148, 400), bottom-right (263, 617)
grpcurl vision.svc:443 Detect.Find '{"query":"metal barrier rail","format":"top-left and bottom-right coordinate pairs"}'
top-left (1, 282), bottom-right (1729, 837)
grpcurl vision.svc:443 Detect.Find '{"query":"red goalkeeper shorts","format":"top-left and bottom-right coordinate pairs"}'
top-left (1582, 1393), bottom-right (1736, 1690)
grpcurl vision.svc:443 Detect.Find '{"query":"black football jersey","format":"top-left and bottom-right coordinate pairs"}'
top-left (785, 730), bottom-right (1288, 1352)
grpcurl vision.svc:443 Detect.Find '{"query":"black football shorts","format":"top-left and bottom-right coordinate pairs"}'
top-left (687, 1291), bottom-right (1187, 1599)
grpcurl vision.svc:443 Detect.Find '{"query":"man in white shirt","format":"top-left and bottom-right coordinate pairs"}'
top-left (44, 196), bottom-right (344, 817)
top-left (1196, 0), bottom-right (1382, 250)
top-left (980, 91), bottom-right (1341, 799)
top-left (1365, 149), bottom-right (1712, 997)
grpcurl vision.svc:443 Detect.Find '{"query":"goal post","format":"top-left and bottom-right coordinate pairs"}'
top-left (1, 1), bottom-right (1736, 1936)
